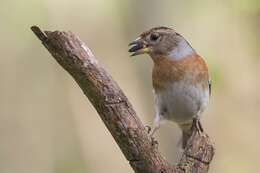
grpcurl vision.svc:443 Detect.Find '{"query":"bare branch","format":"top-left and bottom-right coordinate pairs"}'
top-left (31, 26), bottom-right (214, 173)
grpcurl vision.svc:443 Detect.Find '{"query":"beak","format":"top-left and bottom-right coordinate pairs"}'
top-left (128, 37), bottom-right (149, 56)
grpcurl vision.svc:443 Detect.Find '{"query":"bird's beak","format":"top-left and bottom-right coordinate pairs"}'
top-left (128, 37), bottom-right (149, 56)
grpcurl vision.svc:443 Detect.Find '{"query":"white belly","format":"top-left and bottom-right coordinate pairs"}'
top-left (155, 81), bottom-right (209, 124)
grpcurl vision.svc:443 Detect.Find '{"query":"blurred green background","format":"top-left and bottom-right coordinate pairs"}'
top-left (1, 0), bottom-right (260, 173)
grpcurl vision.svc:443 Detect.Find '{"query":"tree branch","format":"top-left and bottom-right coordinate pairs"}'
top-left (31, 26), bottom-right (214, 173)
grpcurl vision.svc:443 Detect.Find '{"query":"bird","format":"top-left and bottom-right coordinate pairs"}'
top-left (128, 26), bottom-right (210, 148)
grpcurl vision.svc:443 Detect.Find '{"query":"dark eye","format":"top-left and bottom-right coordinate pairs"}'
top-left (150, 33), bottom-right (160, 41)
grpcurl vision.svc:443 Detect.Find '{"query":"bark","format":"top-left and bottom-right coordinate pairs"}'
top-left (31, 26), bottom-right (214, 173)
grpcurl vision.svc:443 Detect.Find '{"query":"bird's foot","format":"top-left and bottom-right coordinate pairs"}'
top-left (192, 117), bottom-right (204, 133)
top-left (149, 135), bottom-right (159, 148)
top-left (145, 125), bottom-right (152, 134)
top-left (145, 125), bottom-right (159, 148)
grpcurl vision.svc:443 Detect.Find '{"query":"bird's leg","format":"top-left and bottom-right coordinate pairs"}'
top-left (150, 114), bottom-right (161, 136)
top-left (192, 116), bottom-right (204, 133)
top-left (145, 115), bottom-right (160, 147)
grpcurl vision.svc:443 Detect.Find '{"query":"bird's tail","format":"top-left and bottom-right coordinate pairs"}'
top-left (179, 121), bottom-right (193, 149)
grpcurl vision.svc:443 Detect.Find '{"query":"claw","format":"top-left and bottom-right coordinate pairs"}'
top-left (145, 125), bottom-right (159, 148)
top-left (150, 136), bottom-right (159, 147)
top-left (145, 125), bottom-right (152, 134)
top-left (192, 118), bottom-right (204, 133)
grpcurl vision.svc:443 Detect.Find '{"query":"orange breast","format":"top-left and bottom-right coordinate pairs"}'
top-left (152, 53), bottom-right (209, 92)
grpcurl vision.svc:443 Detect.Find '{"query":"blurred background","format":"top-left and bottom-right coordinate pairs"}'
top-left (1, 0), bottom-right (260, 172)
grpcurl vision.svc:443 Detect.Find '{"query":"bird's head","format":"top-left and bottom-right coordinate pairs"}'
top-left (128, 26), bottom-right (194, 60)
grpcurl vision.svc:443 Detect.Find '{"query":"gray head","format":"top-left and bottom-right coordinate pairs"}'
top-left (129, 26), bottom-right (194, 60)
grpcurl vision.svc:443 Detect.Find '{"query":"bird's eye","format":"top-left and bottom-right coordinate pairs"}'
top-left (150, 33), bottom-right (160, 42)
